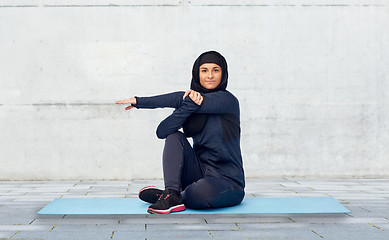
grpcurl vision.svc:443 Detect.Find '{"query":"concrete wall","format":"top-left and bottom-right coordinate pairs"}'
top-left (1, 0), bottom-right (388, 180)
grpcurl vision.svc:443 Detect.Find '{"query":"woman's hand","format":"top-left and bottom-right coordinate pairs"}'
top-left (183, 90), bottom-right (203, 106)
top-left (183, 90), bottom-right (191, 100)
top-left (116, 97), bottom-right (137, 110)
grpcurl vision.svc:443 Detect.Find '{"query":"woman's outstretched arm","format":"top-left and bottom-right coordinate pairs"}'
top-left (116, 91), bottom-right (185, 110)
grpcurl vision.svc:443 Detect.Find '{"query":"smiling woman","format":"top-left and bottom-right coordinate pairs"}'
top-left (116, 51), bottom-right (245, 214)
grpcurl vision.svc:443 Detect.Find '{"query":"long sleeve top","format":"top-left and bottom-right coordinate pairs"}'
top-left (135, 90), bottom-right (245, 188)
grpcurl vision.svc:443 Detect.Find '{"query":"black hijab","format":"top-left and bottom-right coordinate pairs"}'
top-left (182, 51), bottom-right (229, 137)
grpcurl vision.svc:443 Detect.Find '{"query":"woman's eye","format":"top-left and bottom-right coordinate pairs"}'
top-left (201, 70), bottom-right (207, 72)
top-left (214, 69), bottom-right (219, 72)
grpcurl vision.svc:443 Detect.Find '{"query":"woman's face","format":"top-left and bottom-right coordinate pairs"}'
top-left (199, 63), bottom-right (222, 90)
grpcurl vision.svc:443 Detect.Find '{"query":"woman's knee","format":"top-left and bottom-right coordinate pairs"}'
top-left (181, 182), bottom-right (210, 209)
top-left (165, 131), bottom-right (185, 142)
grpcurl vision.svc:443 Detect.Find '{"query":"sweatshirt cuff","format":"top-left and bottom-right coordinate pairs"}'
top-left (132, 96), bottom-right (139, 108)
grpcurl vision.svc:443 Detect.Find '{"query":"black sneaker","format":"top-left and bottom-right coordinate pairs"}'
top-left (147, 189), bottom-right (185, 214)
top-left (138, 186), bottom-right (163, 204)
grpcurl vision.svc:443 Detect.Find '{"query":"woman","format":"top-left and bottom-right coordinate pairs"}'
top-left (116, 51), bottom-right (245, 214)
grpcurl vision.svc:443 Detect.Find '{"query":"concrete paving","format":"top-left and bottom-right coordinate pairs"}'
top-left (0, 178), bottom-right (388, 240)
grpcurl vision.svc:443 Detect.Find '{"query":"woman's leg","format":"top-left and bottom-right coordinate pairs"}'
top-left (147, 131), bottom-right (204, 214)
top-left (181, 177), bottom-right (245, 209)
top-left (162, 131), bottom-right (204, 192)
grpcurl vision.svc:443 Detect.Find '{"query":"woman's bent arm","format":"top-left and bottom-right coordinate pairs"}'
top-left (156, 96), bottom-right (200, 139)
top-left (195, 90), bottom-right (239, 114)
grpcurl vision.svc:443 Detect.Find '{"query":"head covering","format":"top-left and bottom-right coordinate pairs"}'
top-left (199, 53), bottom-right (223, 68)
top-left (190, 51), bottom-right (228, 94)
top-left (183, 51), bottom-right (229, 137)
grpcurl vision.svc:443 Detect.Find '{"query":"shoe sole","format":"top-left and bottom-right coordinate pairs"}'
top-left (147, 204), bottom-right (186, 214)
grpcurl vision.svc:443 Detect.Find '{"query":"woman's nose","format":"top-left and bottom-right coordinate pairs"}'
top-left (207, 72), bottom-right (214, 79)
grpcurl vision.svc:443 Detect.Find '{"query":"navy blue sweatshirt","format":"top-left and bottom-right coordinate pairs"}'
top-left (135, 90), bottom-right (245, 188)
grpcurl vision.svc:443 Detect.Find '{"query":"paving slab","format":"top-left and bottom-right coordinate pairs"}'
top-left (143, 230), bottom-right (212, 240)
top-left (209, 228), bottom-right (317, 239)
top-left (0, 231), bottom-right (16, 239)
top-left (310, 223), bottom-right (389, 240)
top-left (109, 231), bottom-right (147, 240)
top-left (10, 230), bottom-right (112, 240)
top-left (0, 225), bottom-right (50, 231)
top-left (113, 230), bottom-right (212, 240)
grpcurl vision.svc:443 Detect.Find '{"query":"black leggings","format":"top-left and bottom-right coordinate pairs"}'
top-left (162, 131), bottom-right (244, 209)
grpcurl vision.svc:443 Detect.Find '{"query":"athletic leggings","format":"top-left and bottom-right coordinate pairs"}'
top-left (162, 131), bottom-right (245, 209)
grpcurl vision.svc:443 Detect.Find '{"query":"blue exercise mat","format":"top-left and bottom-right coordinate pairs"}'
top-left (38, 197), bottom-right (350, 214)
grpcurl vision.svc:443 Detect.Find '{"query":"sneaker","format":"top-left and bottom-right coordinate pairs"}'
top-left (147, 189), bottom-right (185, 214)
top-left (138, 186), bottom-right (163, 204)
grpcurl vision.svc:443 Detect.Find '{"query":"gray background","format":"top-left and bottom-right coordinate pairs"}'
top-left (1, 0), bottom-right (388, 180)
